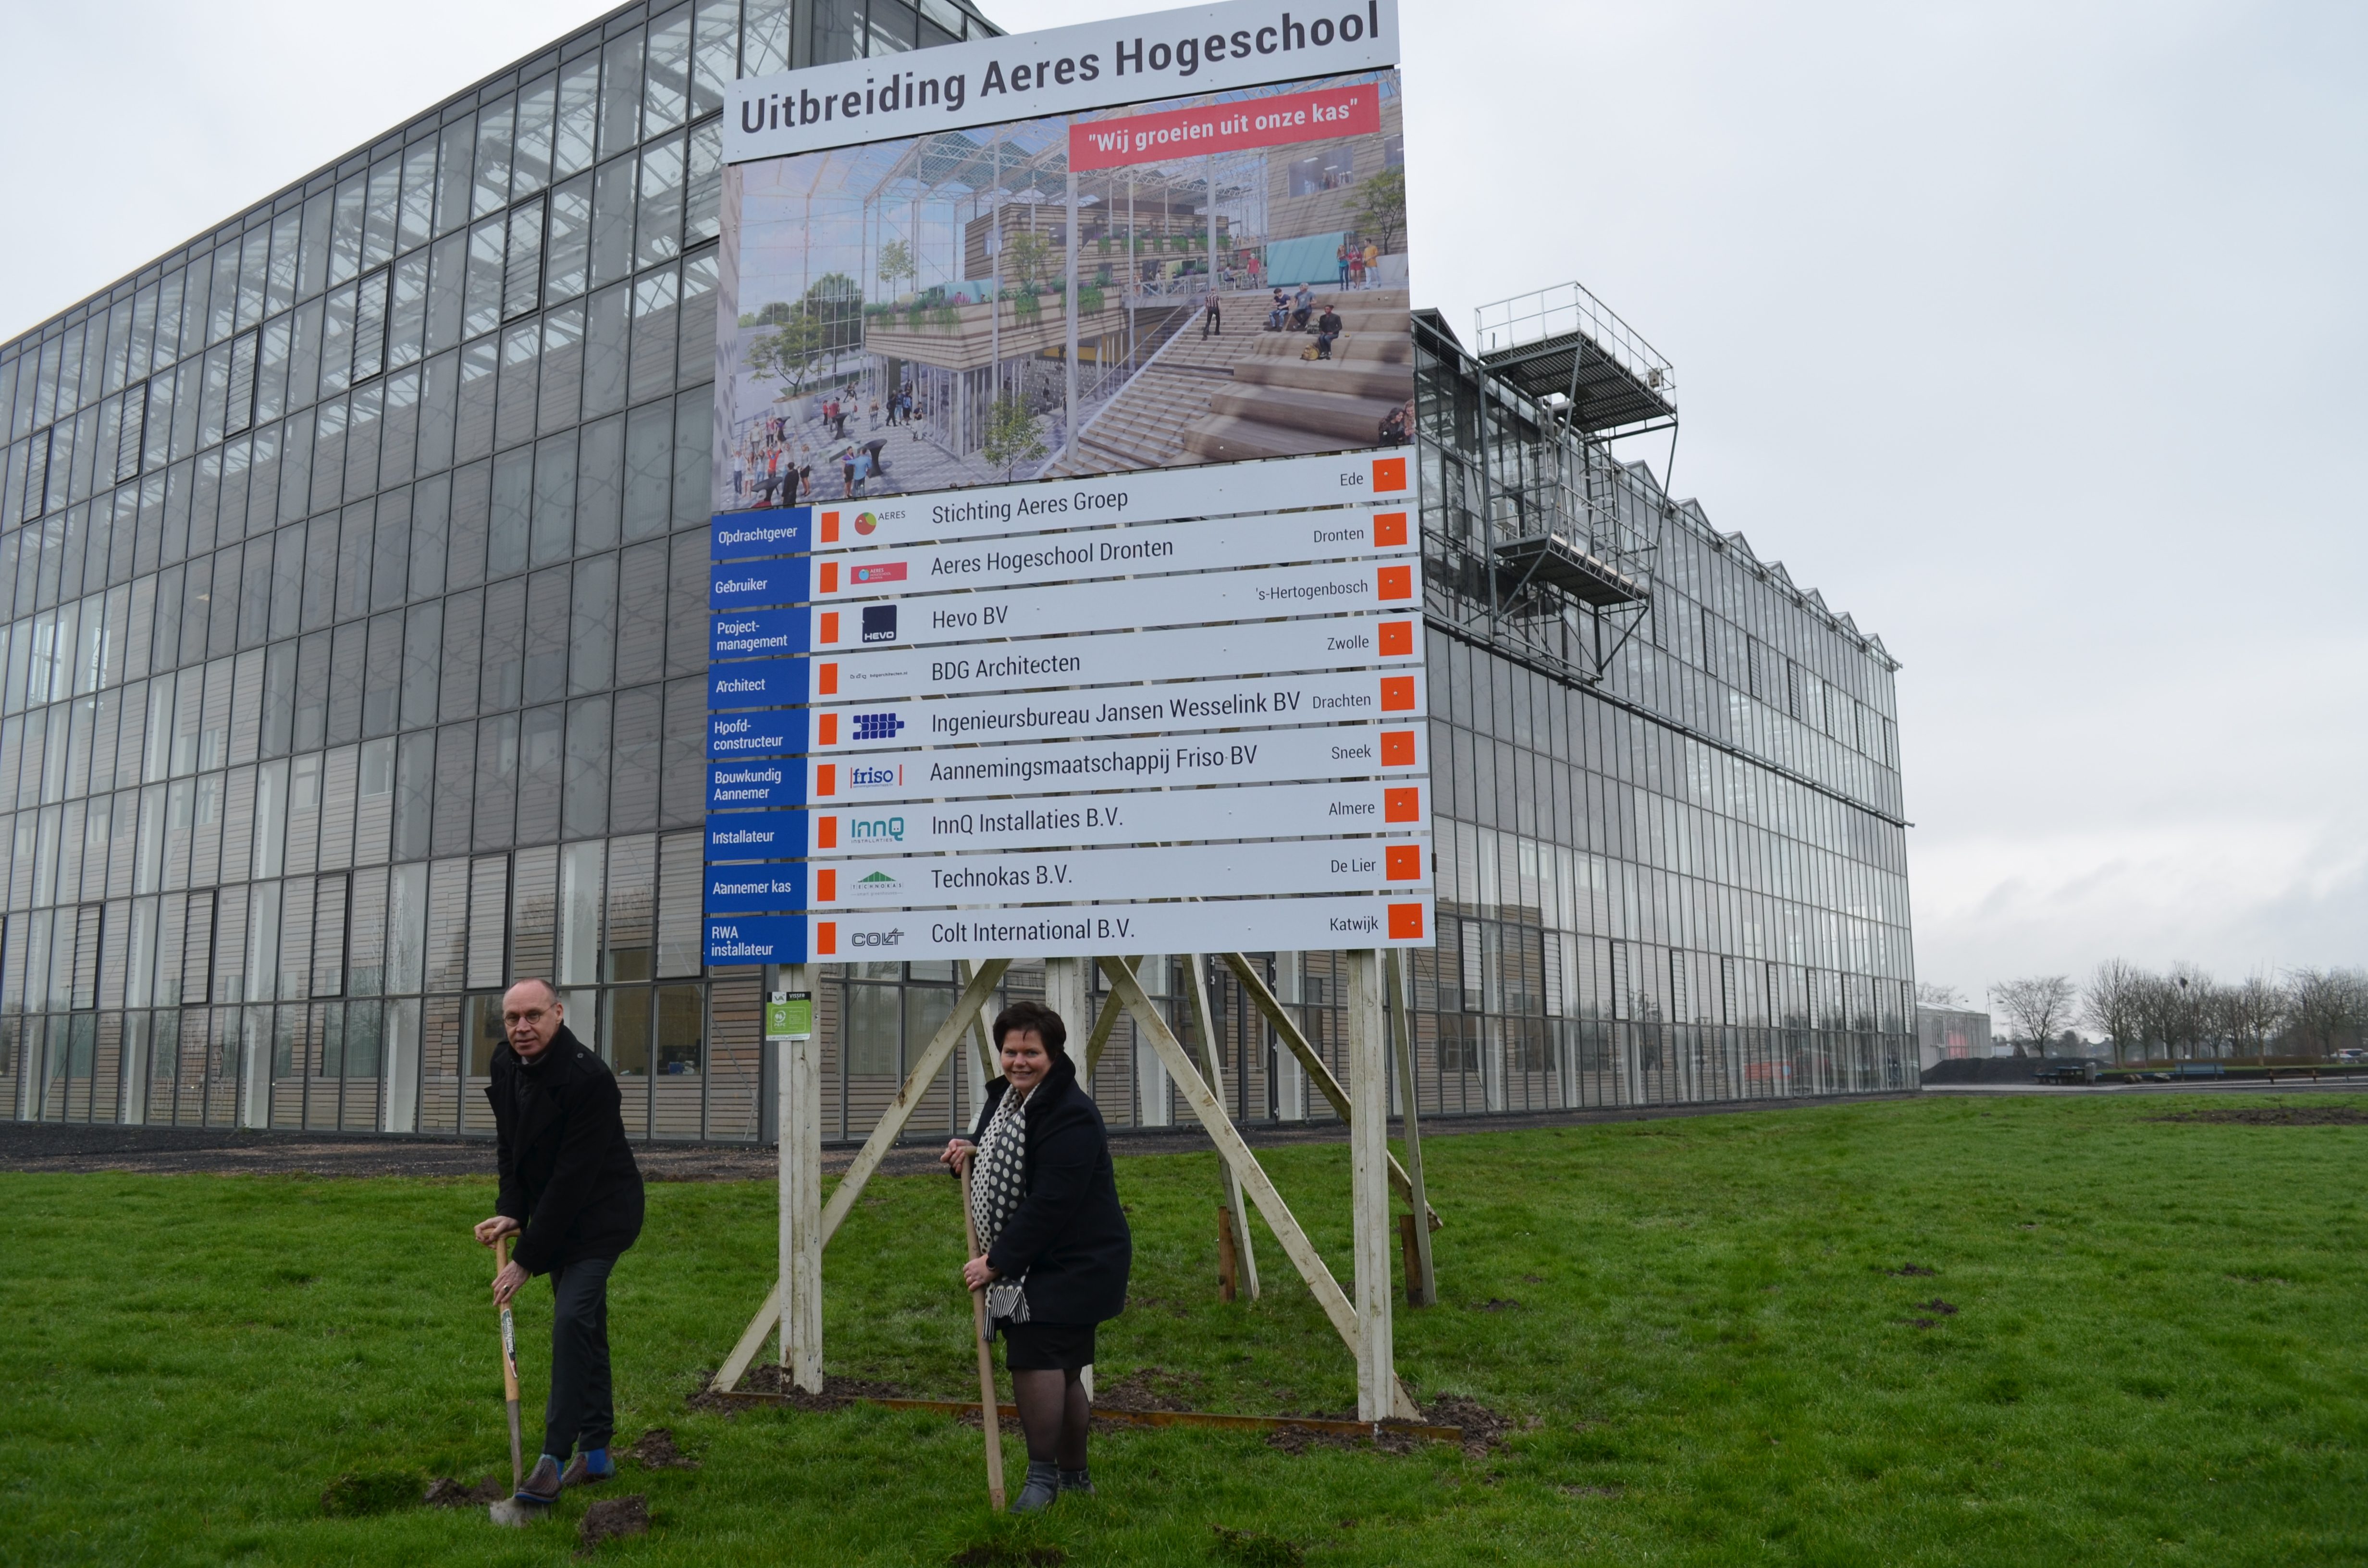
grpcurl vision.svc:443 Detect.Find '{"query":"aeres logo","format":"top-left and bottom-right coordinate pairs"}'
top-left (862, 604), bottom-right (898, 643)
top-left (854, 511), bottom-right (878, 535)
top-left (849, 560), bottom-right (906, 585)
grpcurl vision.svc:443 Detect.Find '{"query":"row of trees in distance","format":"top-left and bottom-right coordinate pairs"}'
top-left (1970, 966), bottom-right (2368, 1062)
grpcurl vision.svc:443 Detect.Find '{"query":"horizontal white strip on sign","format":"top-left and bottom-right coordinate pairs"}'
top-left (810, 557), bottom-right (1420, 653)
top-left (806, 503), bottom-right (1411, 605)
top-left (810, 668), bottom-right (1425, 752)
top-left (775, 448), bottom-right (1413, 558)
top-left (813, 836), bottom-right (1429, 911)
top-left (807, 720), bottom-right (1426, 806)
top-left (726, 0), bottom-right (1400, 162)
top-left (717, 613), bottom-right (1422, 710)
top-left (777, 778), bottom-right (1429, 860)
top-left (827, 892), bottom-right (1433, 961)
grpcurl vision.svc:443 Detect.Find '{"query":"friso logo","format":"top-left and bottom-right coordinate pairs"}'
top-left (850, 711), bottom-right (905, 740)
top-left (851, 870), bottom-right (901, 899)
top-left (854, 511), bottom-right (878, 535)
top-left (862, 604), bottom-right (898, 643)
top-left (848, 763), bottom-right (904, 790)
top-left (849, 927), bottom-right (904, 948)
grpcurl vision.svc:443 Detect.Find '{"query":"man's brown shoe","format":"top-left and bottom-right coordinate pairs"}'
top-left (560, 1452), bottom-right (616, 1488)
top-left (514, 1455), bottom-right (563, 1504)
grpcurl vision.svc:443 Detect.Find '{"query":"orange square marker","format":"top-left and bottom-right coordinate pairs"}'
top-left (1385, 844), bottom-right (1423, 882)
top-left (815, 921), bottom-right (837, 956)
top-left (1373, 511), bottom-right (1408, 547)
top-left (1372, 456), bottom-right (1407, 492)
top-left (820, 512), bottom-right (840, 543)
top-left (1381, 729), bottom-right (1417, 766)
top-left (816, 662), bottom-right (838, 696)
top-left (1387, 902), bottom-right (1425, 940)
top-left (819, 561), bottom-right (839, 594)
top-left (1376, 564), bottom-right (1412, 601)
top-left (819, 611), bottom-right (839, 644)
top-left (816, 815), bottom-right (837, 849)
top-left (817, 712), bottom-right (839, 747)
top-left (1383, 786), bottom-right (1422, 822)
top-left (1378, 619), bottom-right (1413, 657)
top-left (1380, 675), bottom-right (1416, 712)
top-left (814, 764), bottom-right (836, 797)
top-left (816, 868), bottom-right (838, 902)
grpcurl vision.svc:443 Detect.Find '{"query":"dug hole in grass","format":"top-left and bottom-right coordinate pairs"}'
top-left (3, 1092), bottom-right (2367, 1565)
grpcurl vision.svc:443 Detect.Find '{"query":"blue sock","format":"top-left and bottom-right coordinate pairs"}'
top-left (582, 1448), bottom-right (614, 1475)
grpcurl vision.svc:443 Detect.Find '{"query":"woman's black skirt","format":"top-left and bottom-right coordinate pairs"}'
top-left (998, 1320), bottom-right (1095, 1372)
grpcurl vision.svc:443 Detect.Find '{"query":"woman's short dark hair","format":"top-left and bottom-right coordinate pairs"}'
top-left (992, 999), bottom-right (1068, 1057)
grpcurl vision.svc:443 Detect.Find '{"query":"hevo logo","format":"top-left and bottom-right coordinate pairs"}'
top-left (862, 604), bottom-right (898, 644)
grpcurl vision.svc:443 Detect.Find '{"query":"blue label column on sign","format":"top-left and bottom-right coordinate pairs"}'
top-left (711, 608), bottom-right (810, 662)
top-left (710, 559), bottom-right (806, 611)
top-left (705, 809), bottom-right (807, 860)
top-left (704, 913), bottom-right (806, 965)
top-left (708, 761), bottom-right (807, 811)
top-left (708, 657), bottom-right (810, 710)
top-left (707, 708), bottom-right (809, 761)
top-left (704, 862), bottom-right (808, 915)
top-left (711, 508), bottom-right (812, 562)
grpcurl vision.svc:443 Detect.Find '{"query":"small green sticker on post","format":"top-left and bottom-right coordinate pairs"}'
top-left (767, 993), bottom-right (813, 1040)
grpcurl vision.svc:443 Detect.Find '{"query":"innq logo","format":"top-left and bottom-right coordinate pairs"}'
top-left (848, 763), bottom-right (903, 791)
top-left (862, 604), bottom-right (898, 643)
top-left (850, 711), bottom-right (905, 741)
top-left (851, 815), bottom-right (905, 842)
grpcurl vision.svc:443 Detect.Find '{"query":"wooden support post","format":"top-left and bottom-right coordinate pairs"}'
top-left (1221, 953), bottom-right (1440, 1231)
top-left (1042, 956), bottom-right (1090, 1044)
top-left (957, 959), bottom-right (999, 1078)
top-left (1399, 1214), bottom-right (1425, 1305)
top-left (1388, 948), bottom-right (1438, 1306)
top-left (1081, 957), bottom-right (1140, 1079)
top-left (713, 959), bottom-right (1010, 1395)
top-left (1186, 954), bottom-right (1258, 1300)
top-left (1216, 1204), bottom-right (1240, 1301)
top-left (780, 965), bottom-right (823, 1389)
top-left (1346, 949), bottom-right (1396, 1423)
top-left (1099, 956), bottom-right (1418, 1420)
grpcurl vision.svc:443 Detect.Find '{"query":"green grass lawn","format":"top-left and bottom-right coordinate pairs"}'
top-left (4, 1093), bottom-right (2366, 1566)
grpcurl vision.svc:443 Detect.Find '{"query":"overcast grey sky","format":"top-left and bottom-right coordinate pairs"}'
top-left (3, 0), bottom-right (2360, 1015)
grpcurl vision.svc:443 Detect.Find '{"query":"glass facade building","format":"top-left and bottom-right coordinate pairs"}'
top-left (0, 0), bottom-right (1914, 1141)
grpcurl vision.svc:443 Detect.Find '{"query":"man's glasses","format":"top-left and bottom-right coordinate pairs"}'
top-left (505, 1008), bottom-right (553, 1027)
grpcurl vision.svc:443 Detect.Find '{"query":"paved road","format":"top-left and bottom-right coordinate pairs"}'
top-left (0, 1089), bottom-right (1924, 1180)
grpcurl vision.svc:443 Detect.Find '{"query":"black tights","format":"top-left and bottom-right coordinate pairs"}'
top-left (1010, 1367), bottom-right (1089, 1469)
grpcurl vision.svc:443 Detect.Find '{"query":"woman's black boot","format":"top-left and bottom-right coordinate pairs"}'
top-left (1012, 1461), bottom-right (1061, 1513)
top-left (1058, 1467), bottom-right (1094, 1496)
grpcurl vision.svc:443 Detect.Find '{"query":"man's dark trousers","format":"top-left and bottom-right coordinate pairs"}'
top-left (545, 1256), bottom-right (617, 1458)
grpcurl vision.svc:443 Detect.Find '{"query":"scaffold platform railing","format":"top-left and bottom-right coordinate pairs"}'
top-left (1474, 282), bottom-right (1677, 438)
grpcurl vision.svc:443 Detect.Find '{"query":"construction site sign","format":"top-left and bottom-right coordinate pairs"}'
top-left (704, 0), bottom-right (1427, 965)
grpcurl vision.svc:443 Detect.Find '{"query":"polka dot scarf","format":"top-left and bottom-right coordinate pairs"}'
top-left (968, 1084), bottom-right (1032, 1324)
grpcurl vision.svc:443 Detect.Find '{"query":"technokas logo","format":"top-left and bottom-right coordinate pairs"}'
top-left (851, 869), bottom-right (901, 898)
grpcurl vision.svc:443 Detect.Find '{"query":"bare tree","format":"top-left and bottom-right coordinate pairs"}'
top-left (2216, 971), bottom-right (2288, 1061)
top-left (2169, 962), bottom-right (2218, 1058)
top-left (2082, 959), bottom-right (2144, 1065)
top-left (2286, 967), bottom-right (2368, 1059)
top-left (1916, 981), bottom-right (1965, 1009)
top-left (1990, 975), bottom-right (2076, 1057)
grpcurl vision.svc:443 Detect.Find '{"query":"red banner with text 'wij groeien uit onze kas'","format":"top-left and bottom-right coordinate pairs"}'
top-left (1067, 85), bottom-right (1380, 171)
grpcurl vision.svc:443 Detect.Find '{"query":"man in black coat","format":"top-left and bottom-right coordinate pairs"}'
top-left (473, 979), bottom-right (644, 1504)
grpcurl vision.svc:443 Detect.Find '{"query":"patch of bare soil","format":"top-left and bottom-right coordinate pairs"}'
top-left (689, 1365), bottom-right (913, 1414)
top-left (2148, 1106), bottom-right (2368, 1126)
top-left (577, 1494), bottom-right (649, 1554)
top-left (625, 1428), bottom-right (699, 1469)
top-left (1092, 1366), bottom-right (1202, 1412)
top-left (422, 1476), bottom-right (507, 1507)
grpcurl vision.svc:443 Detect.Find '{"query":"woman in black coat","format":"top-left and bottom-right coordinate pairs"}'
top-left (941, 999), bottom-right (1131, 1512)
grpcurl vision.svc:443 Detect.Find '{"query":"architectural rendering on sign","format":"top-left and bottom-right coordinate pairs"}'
top-left (0, 0), bottom-right (1916, 1144)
